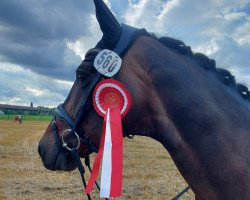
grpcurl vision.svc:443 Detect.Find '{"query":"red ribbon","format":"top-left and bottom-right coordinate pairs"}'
top-left (85, 113), bottom-right (107, 194)
top-left (109, 107), bottom-right (123, 197)
top-left (86, 79), bottom-right (131, 198)
top-left (85, 107), bottom-right (123, 197)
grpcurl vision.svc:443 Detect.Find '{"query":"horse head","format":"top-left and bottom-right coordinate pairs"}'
top-left (38, 0), bottom-right (250, 199)
top-left (38, 0), bottom-right (154, 171)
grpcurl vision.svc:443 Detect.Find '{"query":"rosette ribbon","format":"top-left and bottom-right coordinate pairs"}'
top-left (85, 79), bottom-right (131, 198)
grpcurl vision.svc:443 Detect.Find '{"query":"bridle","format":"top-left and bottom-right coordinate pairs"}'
top-left (50, 24), bottom-right (190, 199)
top-left (51, 74), bottom-right (101, 200)
top-left (50, 24), bottom-right (139, 200)
top-left (52, 70), bottom-right (102, 153)
top-left (52, 23), bottom-right (140, 151)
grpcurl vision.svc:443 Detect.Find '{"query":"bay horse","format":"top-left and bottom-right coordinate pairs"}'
top-left (38, 0), bottom-right (250, 199)
top-left (14, 115), bottom-right (23, 124)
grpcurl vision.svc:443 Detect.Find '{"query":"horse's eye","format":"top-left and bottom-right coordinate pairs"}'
top-left (76, 73), bottom-right (88, 81)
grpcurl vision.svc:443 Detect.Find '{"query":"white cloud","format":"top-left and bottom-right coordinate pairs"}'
top-left (193, 38), bottom-right (220, 56)
top-left (0, 0), bottom-right (249, 108)
top-left (67, 14), bottom-right (102, 59)
top-left (9, 97), bottom-right (23, 104)
top-left (223, 12), bottom-right (247, 22)
top-left (0, 62), bottom-right (73, 107)
top-left (157, 0), bottom-right (181, 19)
top-left (233, 20), bottom-right (250, 45)
top-left (125, 0), bottom-right (162, 29)
top-left (123, 0), bottom-right (250, 87)
top-left (25, 87), bottom-right (45, 97)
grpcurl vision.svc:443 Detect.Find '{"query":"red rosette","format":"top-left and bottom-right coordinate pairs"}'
top-left (93, 79), bottom-right (132, 118)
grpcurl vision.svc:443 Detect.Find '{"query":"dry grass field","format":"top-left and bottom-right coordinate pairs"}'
top-left (0, 120), bottom-right (194, 200)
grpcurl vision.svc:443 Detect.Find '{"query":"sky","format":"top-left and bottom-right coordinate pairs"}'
top-left (0, 0), bottom-right (249, 107)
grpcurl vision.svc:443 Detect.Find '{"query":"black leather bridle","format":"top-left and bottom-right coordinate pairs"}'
top-left (52, 23), bottom-right (140, 152)
top-left (52, 69), bottom-right (102, 153)
top-left (49, 24), bottom-right (190, 199)
top-left (51, 56), bottom-right (102, 199)
top-left (50, 24), bottom-right (139, 200)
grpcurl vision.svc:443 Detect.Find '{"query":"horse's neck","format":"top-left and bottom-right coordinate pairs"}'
top-left (140, 39), bottom-right (250, 199)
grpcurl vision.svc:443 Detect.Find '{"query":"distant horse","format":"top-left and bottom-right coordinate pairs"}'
top-left (38, 0), bottom-right (250, 199)
top-left (14, 115), bottom-right (23, 124)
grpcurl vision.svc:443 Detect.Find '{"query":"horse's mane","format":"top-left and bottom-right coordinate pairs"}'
top-left (151, 34), bottom-right (250, 102)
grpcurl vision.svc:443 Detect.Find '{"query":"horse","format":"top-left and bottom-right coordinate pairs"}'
top-left (38, 0), bottom-right (250, 199)
top-left (14, 115), bottom-right (23, 124)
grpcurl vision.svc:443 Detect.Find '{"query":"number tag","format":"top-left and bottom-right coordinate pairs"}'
top-left (94, 49), bottom-right (122, 77)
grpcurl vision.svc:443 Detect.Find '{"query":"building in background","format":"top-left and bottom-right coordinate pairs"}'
top-left (0, 104), bottom-right (53, 115)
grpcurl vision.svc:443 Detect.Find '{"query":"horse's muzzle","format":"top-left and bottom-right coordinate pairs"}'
top-left (38, 141), bottom-right (77, 171)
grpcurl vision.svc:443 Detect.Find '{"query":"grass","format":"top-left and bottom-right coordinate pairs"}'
top-left (0, 114), bottom-right (53, 122)
top-left (0, 121), bottom-right (194, 200)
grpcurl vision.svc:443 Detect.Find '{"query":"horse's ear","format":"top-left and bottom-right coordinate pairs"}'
top-left (93, 0), bottom-right (121, 49)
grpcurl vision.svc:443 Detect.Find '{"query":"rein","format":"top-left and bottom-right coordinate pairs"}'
top-left (52, 102), bottom-right (105, 200)
top-left (51, 24), bottom-right (190, 199)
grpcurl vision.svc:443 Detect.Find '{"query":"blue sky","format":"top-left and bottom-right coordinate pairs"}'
top-left (0, 0), bottom-right (249, 107)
